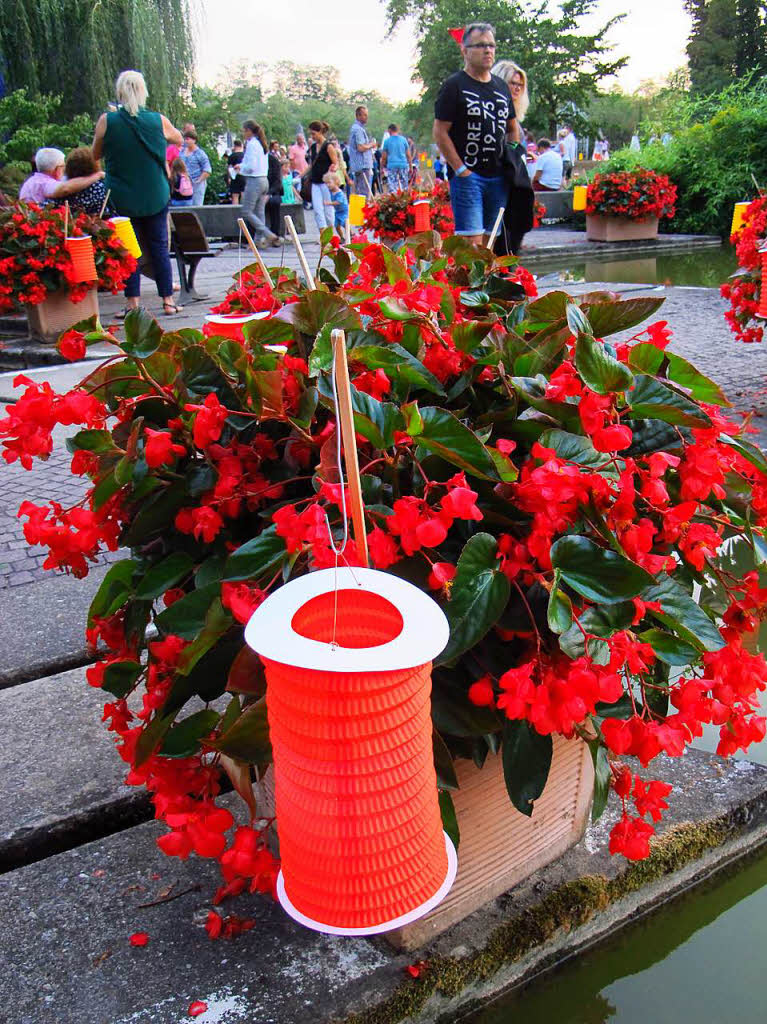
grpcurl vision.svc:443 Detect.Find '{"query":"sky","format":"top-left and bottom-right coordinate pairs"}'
top-left (194, 1), bottom-right (692, 103)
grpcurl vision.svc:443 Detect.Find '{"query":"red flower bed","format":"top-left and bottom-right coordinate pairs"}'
top-left (586, 169), bottom-right (677, 222)
top-left (0, 201), bottom-right (136, 312)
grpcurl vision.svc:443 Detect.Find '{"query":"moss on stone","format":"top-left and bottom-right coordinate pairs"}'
top-left (340, 819), bottom-right (734, 1024)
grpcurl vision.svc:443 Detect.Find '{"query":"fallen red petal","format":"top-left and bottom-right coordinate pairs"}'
top-left (129, 931), bottom-right (149, 947)
top-left (189, 1001), bottom-right (208, 1017)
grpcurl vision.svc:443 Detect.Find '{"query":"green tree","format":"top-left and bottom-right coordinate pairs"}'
top-left (271, 62), bottom-right (343, 104)
top-left (0, 0), bottom-right (195, 120)
top-left (183, 63), bottom-right (415, 149)
top-left (736, 0), bottom-right (766, 78)
top-left (383, 0), bottom-right (627, 135)
top-left (682, 0), bottom-right (767, 92)
top-left (0, 88), bottom-right (94, 194)
top-left (585, 88), bottom-right (644, 149)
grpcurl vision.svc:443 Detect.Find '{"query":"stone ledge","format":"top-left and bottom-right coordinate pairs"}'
top-left (0, 666), bottom-right (150, 872)
top-left (0, 749), bottom-right (765, 1023)
top-left (0, 568), bottom-right (106, 689)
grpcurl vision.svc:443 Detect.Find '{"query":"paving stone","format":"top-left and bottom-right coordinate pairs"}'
top-left (0, 666), bottom-right (149, 872)
top-left (0, 749), bottom-right (765, 1024)
top-left (0, 567), bottom-right (108, 687)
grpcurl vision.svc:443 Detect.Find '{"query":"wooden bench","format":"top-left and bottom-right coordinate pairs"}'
top-left (168, 210), bottom-right (226, 302)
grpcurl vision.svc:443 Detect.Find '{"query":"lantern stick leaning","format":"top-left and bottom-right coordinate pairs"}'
top-left (237, 217), bottom-right (273, 292)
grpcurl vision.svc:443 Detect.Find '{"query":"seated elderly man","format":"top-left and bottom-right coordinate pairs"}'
top-left (19, 147), bottom-right (105, 205)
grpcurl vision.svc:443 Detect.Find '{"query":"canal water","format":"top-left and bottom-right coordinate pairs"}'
top-left (528, 244), bottom-right (737, 289)
top-left (464, 694), bottom-right (767, 1024)
top-left (467, 845), bottom-right (767, 1023)
top-left (464, 256), bottom-right (766, 1022)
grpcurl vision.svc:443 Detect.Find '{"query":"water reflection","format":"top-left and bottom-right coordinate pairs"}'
top-left (531, 245), bottom-right (738, 289)
top-left (466, 848), bottom-right (767, 1023)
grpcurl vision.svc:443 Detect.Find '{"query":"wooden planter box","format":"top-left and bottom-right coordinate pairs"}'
top-left (586, 214), bottom-right (659, 243)
top-left (255, 734), bottom-right (593, 950)
top-left (25, 286), bottom-right (99, 344)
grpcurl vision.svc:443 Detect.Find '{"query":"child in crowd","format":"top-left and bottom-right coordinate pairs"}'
top-left (323, 171), bottom-right (348, 232)
top-left (281, 159), bottom-right (299, 203)
top-left (170, 156), bottom-right (194, 206)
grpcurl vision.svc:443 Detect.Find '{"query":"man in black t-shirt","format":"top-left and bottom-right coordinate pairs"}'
top-left (434, 22), bottom-right (519, 245)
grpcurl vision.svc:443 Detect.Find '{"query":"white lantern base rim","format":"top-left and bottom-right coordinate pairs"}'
top-left (276, 831), bottom-right (458, 936)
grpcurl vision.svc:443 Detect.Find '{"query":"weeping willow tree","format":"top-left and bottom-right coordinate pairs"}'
top-left (0, 0), bottom-right (196, 120)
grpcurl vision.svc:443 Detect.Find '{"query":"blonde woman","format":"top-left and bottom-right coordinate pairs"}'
top-left (92, 70), bottom-right (184, 316)
top-left (492, 60), bottom-right (529, 146)
top-left (488, 58), bottom-right (534, 256)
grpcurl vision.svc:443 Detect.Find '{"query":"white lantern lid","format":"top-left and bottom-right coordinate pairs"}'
top-left (245, 566), bottom-right (450, 672)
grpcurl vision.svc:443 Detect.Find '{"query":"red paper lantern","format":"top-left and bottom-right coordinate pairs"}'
top-left (757, 246), bottom-right (767, 320)
top-left (413, 200), bottom-right (431, 233)
top-left (245, 566), bottom-right (457, 935)
top-left (449, 27), bottom-right (464, 45)
top-left (204, 311), bottom-right (270, 340)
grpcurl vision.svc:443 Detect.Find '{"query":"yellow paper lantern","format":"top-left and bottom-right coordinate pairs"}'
top-left (731, 202), bottom-right (750, 237)
top-left (573, 185), bottom-right (587, 212)
top-left (349, 193), bottom-right (366, 227)
top-left (426, 160), bottom-right (433, 168)
top-left (111, 216), bottom-right (142, 258)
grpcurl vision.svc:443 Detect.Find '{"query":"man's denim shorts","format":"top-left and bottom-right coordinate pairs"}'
top-left (449, 172), bottom-right (506, 235)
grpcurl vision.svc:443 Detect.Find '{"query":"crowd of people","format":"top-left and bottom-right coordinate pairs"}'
top-left (222, 107), bottom-right (423, 239)
top-left (16, 31), bottom-right (594, 314)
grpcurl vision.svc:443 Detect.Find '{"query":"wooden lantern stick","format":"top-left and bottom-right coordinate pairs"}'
top-left (237, 217), bottom-right (273, 290)
top-left (64, 201), bottom-right (69, 239)
top-left (345, 218), bottom-right (351, 246)
top-left (487, 206), bottom-right (505, 251)
top-left (98, 189), bottom-right (111, 219)
top-left (331, 328), bottom-right (369, 567)
top-left (284, 215), bottom-right (315, 290)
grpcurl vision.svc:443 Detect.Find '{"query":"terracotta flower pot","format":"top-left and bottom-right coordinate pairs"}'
top-left (255, 733), bottom-right (593, 949)
top-left (586, 215), bottom-right (659, 242)
top-left (25, 287), bottom-right (99, 344)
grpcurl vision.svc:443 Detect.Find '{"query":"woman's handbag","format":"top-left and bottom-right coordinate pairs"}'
top-left (300, 171), bottom-right (312, 203)
top-left (495, 141), bottom-right (535, 256)
top-left (501, 141), bottom-right (533, 190)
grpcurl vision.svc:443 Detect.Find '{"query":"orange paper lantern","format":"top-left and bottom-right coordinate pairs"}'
top-left (245, 567), bottom-right (456, 935)
top-left (65, 235), bottom-right (98, 283)
top-left (413, 199), bottom-right (431, 233)
top-left (757, 246), bottom-right (767, 319)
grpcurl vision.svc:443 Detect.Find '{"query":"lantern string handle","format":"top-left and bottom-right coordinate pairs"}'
top-left (326, 333), bottom-right (349, 649)
top-left (324, 338), bottom-right (350, 562)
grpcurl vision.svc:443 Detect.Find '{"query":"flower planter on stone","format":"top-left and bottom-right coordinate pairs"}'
top-left (586, 215), bottom-right (659, 243)
top-left (255, 736), bottom-right (593, 950)
top-left (26, 286), bottom-right (99, 344)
